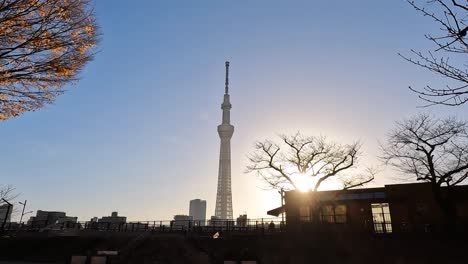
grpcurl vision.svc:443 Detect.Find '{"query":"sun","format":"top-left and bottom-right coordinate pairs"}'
top-left (291, 172), bottom-right (343, 192)
top-left (291, 173), bottom-right (315, 192)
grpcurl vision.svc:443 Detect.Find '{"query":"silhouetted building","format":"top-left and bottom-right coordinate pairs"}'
top-left (189, 199), bottom-right (206, 226)
top-left (208, 215), bottom-right (234, 228)
top-left (98, 212), bottom-right (126, 224)
top-left (0, 204), bottom-right (12, 223)
top-left (27, 210), bottom-right (77, 227)
top-left (236, 214), bottom-right (248, 227)
top-left (208, 215), bottom-right (220, 226)
top-left (268, 182), bottom-right (468, 234)
top-left (90, 212), bottom-right (127, 231)
top-left (171, 215), bottom-right (192, 228)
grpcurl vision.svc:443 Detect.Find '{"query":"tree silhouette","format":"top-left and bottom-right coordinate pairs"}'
top-left (401, 0), bottom-right (467, 106)
top-left (0, 0), bottom-right (98, 120)
top-left (246, 132), bottom-right (375, 192)
top-left (0, 185), bottom-right (18, 203)
top-left (381, 113), bottom-right (468, 230)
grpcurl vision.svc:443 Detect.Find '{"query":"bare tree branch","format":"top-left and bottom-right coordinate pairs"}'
top-left (0, 185), bottom-right (18, 203)
top-left (381, 113), bottom-right (468, 187)
top-left (246, 133), bottom-right (375, 192)
top-left (403, 0), bottom-right (468, 106)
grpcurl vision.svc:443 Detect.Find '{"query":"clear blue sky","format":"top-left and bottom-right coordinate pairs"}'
top-left (1, 0), bottom-right (467, 221)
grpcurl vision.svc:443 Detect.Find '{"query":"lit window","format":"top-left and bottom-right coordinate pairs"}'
top-left (371, 203), bottom-right (392, 234)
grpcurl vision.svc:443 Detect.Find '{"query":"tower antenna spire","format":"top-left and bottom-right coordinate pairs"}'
top-left (225, 61), bottom-right (229, 94)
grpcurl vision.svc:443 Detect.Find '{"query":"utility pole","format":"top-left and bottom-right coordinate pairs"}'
top-left (19, 200), bottom-right (27, 224)
top-left (280, 189), bottom-right (285, 223)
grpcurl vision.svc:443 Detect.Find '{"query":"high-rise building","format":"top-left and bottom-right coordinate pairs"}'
top-left (189, 199), bottom-right (206, 226)
top-left (215, 61), bottom-right (234, 220)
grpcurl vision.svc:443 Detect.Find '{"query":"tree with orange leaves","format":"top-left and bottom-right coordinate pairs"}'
top-left (0, 0), bottom-right (98, 120)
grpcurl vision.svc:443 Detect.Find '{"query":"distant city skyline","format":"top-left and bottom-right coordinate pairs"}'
top-left (1, 0), bottom-right (467, 221)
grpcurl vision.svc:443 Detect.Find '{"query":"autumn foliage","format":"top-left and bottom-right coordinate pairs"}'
top-left (0, 0), bottom-right (98, 120)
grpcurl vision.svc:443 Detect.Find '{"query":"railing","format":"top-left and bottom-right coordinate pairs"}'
top-left (2, 218), bottom-right (286, 234)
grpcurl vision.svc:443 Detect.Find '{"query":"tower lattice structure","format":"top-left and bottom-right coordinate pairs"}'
top-left (215, 61), bottom-right (234, 220)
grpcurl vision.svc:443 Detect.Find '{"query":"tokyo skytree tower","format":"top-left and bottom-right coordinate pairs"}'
top-left (214, 61), bottom-right (234, 219)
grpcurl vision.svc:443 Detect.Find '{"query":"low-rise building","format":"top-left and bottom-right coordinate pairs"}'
top-left (98, 212), bottom-right (126, 224)
top-left (91, 212), bottom-right (127, 230)
top-left (267, 182), bottom-right (468, 234)
top-left (27, 210), bottom-right (77, 227)
top-left (171, 215), bottom-right (192, 229)
top-left (236, 214), bottom-right (248, 227)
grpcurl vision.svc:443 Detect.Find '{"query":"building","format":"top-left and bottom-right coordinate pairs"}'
top-left (208, 215), bottom-right (221, 226)
top-left (215, 61), bottom-right (234, 220)
top-left (171, 215), bottom-right (192, 229)
top-left (27, 210), bottom-right (77, 227)
top-left (56, 216), bottom-right (79, 224)
top-left (208, 215), bottom-right (235, 228)
top-left (90, 212), bottom-right (127, 231)
top-left (98, 212), bottom-right (126, 224)
top-left (268, 182), bottom-right (468, 234)
top-left (0, 204), bottom-right (12, 223)
top-left (189, 199), bottom-right (206, 226)
top-left (236, 214), bottom-right (248, 227)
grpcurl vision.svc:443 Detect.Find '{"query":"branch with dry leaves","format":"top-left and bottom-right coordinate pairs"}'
top-left (0, 0), bottom-right (99, 120)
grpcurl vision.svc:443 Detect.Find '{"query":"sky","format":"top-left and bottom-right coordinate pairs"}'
top-left (1, 0), bottom-right (467, 221)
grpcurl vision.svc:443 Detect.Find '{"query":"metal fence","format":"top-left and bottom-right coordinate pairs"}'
top-left (2, 217), bottom-right (285, 234)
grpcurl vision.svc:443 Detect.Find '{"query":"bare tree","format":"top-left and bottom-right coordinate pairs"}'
top-left (0, 0), bottom-right (98, 120)
top-left (0, 185), bottom-right (18, 228)
top-left (401, 0), bottom-right (468, 106)
top-left (246, 133), bottom-right (375, 192)
top-left (381, 114), bottom-right (468, 229)
top-left (0, 185), bottom-right (18, 202)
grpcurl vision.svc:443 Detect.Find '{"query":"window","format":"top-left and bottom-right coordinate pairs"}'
top-left (334, 204), bottom-right (347, 223)
top-left (299, 206), bottom-right (310, 222)
top-left (321, 205), bottom-right (334, 223)
top-left (371, 203), bottom-right (392, 234)
top-left (320, 204), bottom-right (347, 224)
